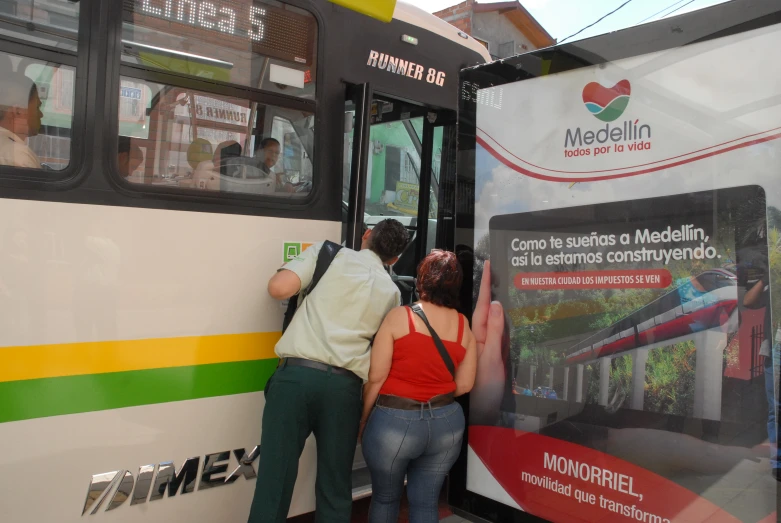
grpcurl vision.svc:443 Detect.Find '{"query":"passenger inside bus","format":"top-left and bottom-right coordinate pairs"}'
top-left (188, 138), bottom-right (218, 191)
top-left (0, 73), bottom-right (43, 169)
top-left (117, 137), bottom-right (144, 178)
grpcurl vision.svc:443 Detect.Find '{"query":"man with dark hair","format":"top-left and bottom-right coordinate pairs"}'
top-left (117, 136), bottom-right (144, 178)
top-left (256, 136), bottom-right (294, 192)
top-left (248, 219), bottom-right (410, 523)
top-left (0, 74), bottom-right (43, 169)
top-left (258, 136), bottom-right (280, 174)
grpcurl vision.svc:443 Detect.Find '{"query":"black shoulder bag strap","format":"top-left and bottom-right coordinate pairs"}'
top-left (282, 241), bottom-right (343, 333)
top-left (410, 304), bottom-right (456, 379)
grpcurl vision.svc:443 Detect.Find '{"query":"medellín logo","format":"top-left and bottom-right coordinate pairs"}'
top-left (564, 78), bottom-right (650, 157)
top-left (582, 80), bottom-right (631, 122)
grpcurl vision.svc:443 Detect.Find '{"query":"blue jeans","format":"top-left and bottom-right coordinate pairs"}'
top-left (766, 343), bottom-right (781, 469)
top-left (362, 401), bottom-right (465, 523)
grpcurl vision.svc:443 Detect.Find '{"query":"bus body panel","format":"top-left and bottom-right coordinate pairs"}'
top-left (393, 1), bottom-right (492, 63)
top-left (0, 197), bottom-right (338, 520)
top-left (0, 393), bottom-right (319, 522)
top-left (0, 0), bottom-right (490, 520)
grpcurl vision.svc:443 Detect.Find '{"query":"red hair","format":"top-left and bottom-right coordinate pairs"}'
top-left (416, 250), bottom-right (463, 309)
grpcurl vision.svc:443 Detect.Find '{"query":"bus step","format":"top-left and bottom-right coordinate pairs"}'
top-left (351, 466), bottom-right (372, 500)
top-left (351, 467), bottom-right (407, 501)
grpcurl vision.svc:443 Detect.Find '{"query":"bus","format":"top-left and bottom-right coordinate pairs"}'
top-left (0, 1), bottom-right (489, 521)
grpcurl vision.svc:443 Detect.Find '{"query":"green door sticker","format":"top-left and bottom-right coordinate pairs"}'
top-left (283, 242), bottom-right (314, 263)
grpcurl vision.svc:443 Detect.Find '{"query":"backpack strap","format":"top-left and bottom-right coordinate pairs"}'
top-left (308, 240), bottom-right (342, 293)
top-left (282, 241), bottom-right (343, 333)
top-left (410, 303), bottom-right (456, 379)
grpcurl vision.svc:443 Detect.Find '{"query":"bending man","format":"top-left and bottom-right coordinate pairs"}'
top-left (248, 219), bottom-right (410, 523)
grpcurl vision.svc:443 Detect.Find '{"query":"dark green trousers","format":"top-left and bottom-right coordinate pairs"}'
top-left (248, 363), bottom-right (362, 523)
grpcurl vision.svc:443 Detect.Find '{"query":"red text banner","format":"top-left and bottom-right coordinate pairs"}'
top-left (514, 269), bottom-right (673, 291)
top-left (469, 426), bottom-right (754, 523)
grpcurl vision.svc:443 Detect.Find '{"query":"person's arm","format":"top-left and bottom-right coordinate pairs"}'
top-left (274, 172), bottom-right (295, 193)
top-left (470, 261), bottom-right (507, 426)
top-left (454, 327), bottom-right (477, 396)
top-left (267, 270), bottom-right (302, 300)
top-left (267, 242), bottom-right (320, 301)
top-left (360, 308), bottom-right (401, 430)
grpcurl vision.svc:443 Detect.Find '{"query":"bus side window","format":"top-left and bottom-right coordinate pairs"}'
top-left (0, 51), bottom-right (76, 173)
top-left (117, 78), bottom-right (314, 199)
top-left (0, 0), bottom-right (80, 178)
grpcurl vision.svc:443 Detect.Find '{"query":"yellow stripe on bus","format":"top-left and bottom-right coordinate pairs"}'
top-left (328, 0), bottom-right (396, 22)
top-left (0, 332), bottom-right (281, 383)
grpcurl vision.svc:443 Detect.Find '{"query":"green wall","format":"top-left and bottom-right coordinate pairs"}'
top-left (368, 118), bottom-right (422, 203)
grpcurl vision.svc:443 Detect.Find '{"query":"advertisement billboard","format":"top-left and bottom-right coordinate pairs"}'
top-left (459, 3), bottom-right (781, 522)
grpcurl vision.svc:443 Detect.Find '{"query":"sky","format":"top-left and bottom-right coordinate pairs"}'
top-left (414, 0), bottom-right (732, 43)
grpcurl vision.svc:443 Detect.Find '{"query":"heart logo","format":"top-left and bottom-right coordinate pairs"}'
top-left (582, 80), bottom-right (631, 122)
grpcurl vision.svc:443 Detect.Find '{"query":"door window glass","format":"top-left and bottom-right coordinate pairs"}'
top-left (363, 117), bottom-right (421, 288)
top-left (411, 119), bottom-right (444, 255)
top-left (366, 118), bottom-right (422, 218)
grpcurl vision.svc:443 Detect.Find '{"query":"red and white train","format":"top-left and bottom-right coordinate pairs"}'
top-left (565, 269), bottom-right (737, 365)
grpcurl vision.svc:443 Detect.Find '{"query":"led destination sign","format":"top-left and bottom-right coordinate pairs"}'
top-left (128, 0), bottom-right (315, 65)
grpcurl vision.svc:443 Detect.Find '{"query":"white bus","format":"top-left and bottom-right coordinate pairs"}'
top-left (0, 1), bottom-right (489, 521)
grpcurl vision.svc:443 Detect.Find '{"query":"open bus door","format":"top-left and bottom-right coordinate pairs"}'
top-left (342, 84), bottom-right (458, 499)
top-left (344, 90), bottom-right (456, 302)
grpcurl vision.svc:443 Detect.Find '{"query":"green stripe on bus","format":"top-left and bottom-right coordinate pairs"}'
top-left (0, 358), bottom-right (277, 424)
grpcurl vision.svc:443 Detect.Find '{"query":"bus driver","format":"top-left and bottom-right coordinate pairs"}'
top-left (257, 137), bottom-right (295, 193)
top-left (0, 74), bottom-right (43, 169)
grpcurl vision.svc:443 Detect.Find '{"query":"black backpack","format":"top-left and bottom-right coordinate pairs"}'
top-left (282, 240), bottom-right (343, 333)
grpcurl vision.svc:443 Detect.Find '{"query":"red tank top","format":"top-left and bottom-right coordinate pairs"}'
top-left (379, 306), bottom-right (467, 402)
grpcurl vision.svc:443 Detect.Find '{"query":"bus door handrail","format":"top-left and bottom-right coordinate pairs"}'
top-left (391, 272), bottom-right (418, 305)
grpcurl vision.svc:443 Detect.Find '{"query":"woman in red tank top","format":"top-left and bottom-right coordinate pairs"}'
top-left (360, 250), bottom-right (477, 523)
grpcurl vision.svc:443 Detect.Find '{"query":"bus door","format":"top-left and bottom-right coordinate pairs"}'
top-left (343, 89), bottom-right (457, 303)
top-left (343, 86), bottom-right (457, 499)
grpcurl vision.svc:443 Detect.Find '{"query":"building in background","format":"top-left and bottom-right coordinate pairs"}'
top-left (434, 0), bottom-right (555, 59)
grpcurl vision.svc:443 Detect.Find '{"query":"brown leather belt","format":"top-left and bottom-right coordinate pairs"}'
top-left (376, 393), bottom-right (455, 410)
top-left (278, 357), bottom-right (361, 383)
